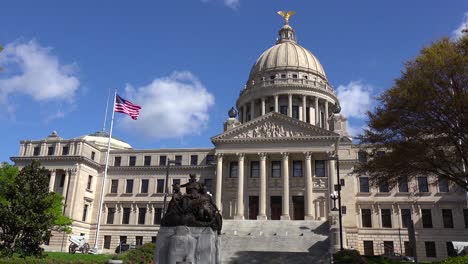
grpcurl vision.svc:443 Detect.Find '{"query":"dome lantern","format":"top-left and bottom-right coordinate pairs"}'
top-left (276, 11), bottom-right (297, 44)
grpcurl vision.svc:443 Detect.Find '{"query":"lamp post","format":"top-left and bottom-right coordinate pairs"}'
top-left (330, 191), bottom-right (339, 211)
top-left (329, 155), bottom-right (344, 251)
top-left (162, 159), bottom-right (180, 218)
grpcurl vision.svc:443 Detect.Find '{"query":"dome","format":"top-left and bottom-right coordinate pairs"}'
top-left (76, 131), bottom-right (132, 150)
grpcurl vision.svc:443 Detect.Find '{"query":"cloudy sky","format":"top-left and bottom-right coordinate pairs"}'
top-left (0, 1), bottom-right (466, 162)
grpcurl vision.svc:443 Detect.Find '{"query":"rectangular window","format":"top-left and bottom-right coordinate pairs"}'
top-left (122, 208), bottom-right (131, 224)
top-left (82, 205), bottom-right (89, 222)
top-left (144, 156), bottom-right (151, 166)
top-left (447, 241), bottom-right (457, 257)
top-left (315, 160), bottom-right (325, 177)
top-left (154, 208), bottom-right (162, 225)
top-left (363, 241), bottom-right (374, 256)
top-left (358, 151), bottom-right (368, 163)
top-left (464, 209), bottom-right (468, 228)
top-left (114, 156), bottom-right (121, 167)
top-left (442, 209), bottom-right (454, 228)
top-left (250, 161), bottom-right (260, 178)
top-left (341, 206), bottom-right (347, 215)
top-left (292, 74), bottom-right (298, 78)
top-left (398, 177), bottom-right (408, 192)
top-left (91, 151), bottom-right (95, 160)
top-left (340, 178), bottom-right (345, 186)
top-left (33, 146), bottom-right (40, 156)
top-left (173, 179), bottom-right (180, 186)
top-left (206, 154), bottom-right (215, 165)
top-left (293, 160), bottom-right (302, 177)
top-left (136, 236), bottom-right (143, 246)
top-left (230, 161), bottom-right (239, 178)
top-left (104, 236), bottom-right (111, 249)
top-left (379, 181), bottom-right (389, 193)
top-left (156, 179), bottom-right (165, 193)
top-left (359, 177), bottom-right (370, 193)
top-left (404, 241), bottom-right (413, 257)
top-left (120, 236), bottom-right (127, 244)
top-left (320, 112), bottom-right (325, 128)
top-left (438, 177), bottom-right (449, 192)
top-left (47, 146), bottom-right (54, 156)
top-left (138, 208), bottom-right (146, 225)
top-left (159, 155), bottom-right (167, 166)
top-left (59, 174), bottom-right (65, 187)
top-left (306, 107), bottom-right (310, 123)
top-left (204, 179), bottom-right (213, 193)
top-left (151, 236), bottom-right (157, 243)
top-left (376, 150), bottom-right (385, 157)
top-left (110, 180), bottom-right (118, 194)
top-left (422, 209), bottom-right (433, 228)
top-left (383, 241), bottom-right (394, 256)
top-left (129, 156), bottom-right (136, 167)
top-left (401, 209), bottom-right (411, 228)
top-left (141, 179), bottom-right (149, 194)
top-left (126, 179), bottom-right (134, 194)
top-left (280, 105), bottom-right (288, 115)
top-left (361, 209), bottom-right (372, 227)
top-left (175, 155), bottom-right (182, 165)
top-left (62, 146), bottom-right (69, 155)
top-left (271, 161), bottom-right (281, 178)
top-left (87, 175), bottom-right (93, 190)
top-left (381, 209), bottom-right (392, 228)
top-left (425, 241), bottom-right (437, 258)
top-left (281, 73), bottom-right (286, 78)
top-left (190, 155), bottom-right (198, 166)
top-left (292, 105), bottom-right (299, 119)
top-left (107, 208), bottom-right (115, 224)
top-left (418, 176), bottom-right (429, 192)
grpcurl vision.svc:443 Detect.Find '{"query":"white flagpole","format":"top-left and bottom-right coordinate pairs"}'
top-left (102, 89), bottom-right (111, 132)
top-left (93, 89), bottom-right (117, 252)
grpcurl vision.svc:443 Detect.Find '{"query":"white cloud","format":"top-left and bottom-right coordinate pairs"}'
top-left (0, 40), bottom-right (80, 105)
top-left (452, 12), bottom-right (468, 40)
top-left (336, 81), bottom-right (372, 119)
top-left (200, 0), bottom-right (240, 10)
top-left (120, 71), bottom-right (215, 139)
top-left (346, 123), bottom-right (368, 138)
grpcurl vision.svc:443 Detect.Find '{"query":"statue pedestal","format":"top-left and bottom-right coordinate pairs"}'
top-left (154, 226), bottom-right (221, 264)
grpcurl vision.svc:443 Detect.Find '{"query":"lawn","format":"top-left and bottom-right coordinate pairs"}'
top-left (0, 252), bottom-right (114, 264)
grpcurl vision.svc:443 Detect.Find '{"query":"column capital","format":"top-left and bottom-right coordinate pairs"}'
top-left (258, 152), bottom-right (267, 160)
top-left (304, 152), bottom-right (312, 159)
top-left (215, 153), bottom-right (224, 158)
top-left (281, 152), bottom-right (289, 159)
top-left (49, 169), bottom-right (56, 173)
top-left (236, 153), bottom-right (245, 159)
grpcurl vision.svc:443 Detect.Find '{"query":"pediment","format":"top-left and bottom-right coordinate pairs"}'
top-left (211, 112), bottom-right (339, 144)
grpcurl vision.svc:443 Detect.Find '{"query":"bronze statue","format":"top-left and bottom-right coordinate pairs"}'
top-left (277, 10), bottom-right (296, 25)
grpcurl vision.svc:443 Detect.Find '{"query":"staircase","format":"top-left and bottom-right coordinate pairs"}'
top-left (220, 220), bottom-right (330, 264)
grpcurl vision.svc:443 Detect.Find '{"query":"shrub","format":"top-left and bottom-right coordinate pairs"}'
top-left (118, 243), bottom-right (155, 264)
top-left (438, 255), bottom-right (468, 264)
top-left (333, 249), bottom-right (362, 264)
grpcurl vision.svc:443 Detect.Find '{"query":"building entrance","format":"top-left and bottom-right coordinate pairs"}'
top-left (248, 196), bottom-right (259, 220)
top-left (292, 196), bottom-right (305, 220)
top-left (270, 196), bottom-right (282, 220)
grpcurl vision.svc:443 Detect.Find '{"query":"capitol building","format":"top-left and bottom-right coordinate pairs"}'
top-left (11, 15), bottom-right (468, 262)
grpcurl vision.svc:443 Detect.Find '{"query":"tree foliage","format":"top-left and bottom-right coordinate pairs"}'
top-left (355, 34), bottom-right (468, 191)
top-left (0, 161), bottom-right (72, 257)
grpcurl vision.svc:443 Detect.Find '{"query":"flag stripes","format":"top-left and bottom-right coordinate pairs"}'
top-left (114, 94), bottom-right (141, 120)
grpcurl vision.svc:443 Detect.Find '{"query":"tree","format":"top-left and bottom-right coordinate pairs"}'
top-left (0, 161), bottom-right (72, 257)
top-left (355, 34), bottom-right (468, 191)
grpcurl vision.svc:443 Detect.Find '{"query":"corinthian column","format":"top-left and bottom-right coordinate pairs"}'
top-left (288, 94), bottom-right (293, 118)
top-left (258, 152), bottom-right (267, 220)
top-left (235, 153), bottom-right (245, 219)
top-left (274, 95), bottom-right (279, 112)
top-left (281, 152), bottom-right (290, 220)
top-left (215, 154), bottom-right (223, 211)
top-left (315, 97), bottom-right (319, 126)
top-left (325, 101), bottom-right (329, 130)
top-left (304, 152), bottom-right (314, 220)
top-left (49, 169), bottom-right (56, 192)
top-left (302, 95), bottom-right (307, 122)
top-left (261, 98), bottom-right (266, 116)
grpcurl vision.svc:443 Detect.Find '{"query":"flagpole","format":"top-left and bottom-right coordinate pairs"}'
top-left (93, 89), bottom-right (117, 252)
top-left (102, 89), bottom-right (111, 132)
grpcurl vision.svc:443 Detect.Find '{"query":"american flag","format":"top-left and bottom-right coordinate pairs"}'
top-left (114, 94), bottom-right (141, 120)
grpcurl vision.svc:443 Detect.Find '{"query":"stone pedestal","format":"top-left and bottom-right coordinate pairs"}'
top-left (154, 226), bottom-right (221, 264)
top-left (329, 211), bottom-right (341, 254)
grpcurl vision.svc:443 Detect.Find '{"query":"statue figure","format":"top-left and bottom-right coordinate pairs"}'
top-left (277, 10), bottom-right (296, 25)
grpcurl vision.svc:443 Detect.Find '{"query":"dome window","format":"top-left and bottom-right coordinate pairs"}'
top-left (281, 74), bottom-right (286, 78)
top-left (292, 74), bottom-right (298, 79)
top-left (270, 75), bottom-right (276, 80)
top-left (304, 75), bottom-right (308, 79)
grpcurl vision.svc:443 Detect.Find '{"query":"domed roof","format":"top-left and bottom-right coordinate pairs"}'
top-left (76, 131), bottom-right (132, 150)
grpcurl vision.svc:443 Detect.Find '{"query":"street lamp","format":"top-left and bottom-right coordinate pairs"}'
top-left (329, 155), bottom-right (344, 251)
top-left (162, 159), bottom-right (181, 218)
top-left (330, 191), bottom-right (339, 211)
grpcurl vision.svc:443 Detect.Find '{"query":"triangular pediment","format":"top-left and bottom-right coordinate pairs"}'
top-left (211, 112), bottom-right (339, 144)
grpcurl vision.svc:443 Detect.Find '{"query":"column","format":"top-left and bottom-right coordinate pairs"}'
top-left (302, 95), bottom-right (307, 122)
top-left (325, 101), bottom-right (329, 130)
top-left (258, 152), bottom-right (267, 220)
top-left (19, 144), bottom-right (25, 156)
top-left (274, 95), bottom-right (279, 112)
top-left (55, 142), bottom-right (61, 155)
top-left (118, 204), bottom-right (123, 224)
top-left (76, 142), bottom-right (83, 155)
top-left (261, 98), bottom-right (266, 116)
top-left (250, 100), bottom-right (255, 120)
top-left (315, 97), bottom-right (319, 126)
top-left (150, 204), bottom-right (155, 225)
top-left (281, 152), bottom-right (290, 220)
top-left (27, 142), bottom-right (33, 156)
top-left (315, 200), bottom-right (320, 220)
top-left (69, 143), bottom-right (75, 155)
top-left (288, 94), bottom-right (293, 118)
top-left (235, 153), bottom-right (245, 219)
top-left (62, 170), bottom-right (70, 197)
top-left (49, 169), bottom-right (56, 192)
top-left (329, 159), bottom-right (337, 191)
top-left (215, 154), bottom-right (223, 211)
top-left (40, 142), bottom-right (47, 156)
top-left (242, 105), bottom-right (247, 123)
top-left (304, 152), bottom-right (314, 220)
top-left (103, 204), bottom-right (108, 225)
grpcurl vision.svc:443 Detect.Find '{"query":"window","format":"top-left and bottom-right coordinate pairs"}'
top-left (306, 108), bottom-right (310, 123)
top-left (422, 209), bottom-right (433, 228)
top-left (86, 175), bottom-right (92, 190)
top-left (418, 176), bottom-right (429, 192)
top-left (280, 105), bottom-right (288, 115)
top-left (204, 179), bottom-right (213, 193)
top-left (250, 161), bottom-right (260, 178)
top-left (107, 208), bottom-right (115, 224)
top-left (173, 179), bottom-right (180, 186)
top-left (381, 209), bottom-right (392, 228)
top-left (376, 150), bottom-right (386, 157)
top-left (156, 179), bottom-right (165, 193)
top-left (438, 177), bottom-right (449, 192)
top-left (361, 209), bottom-right (372, 227)
top-left (151, 236), bottom-right (157, 243)
top-left (230, 161), bottom-right (238, 178)
top-left (383, 241), bottom-right (394, 256)
top-left (292, 74), bottom-right (298, 78)
top-left (404, 241), bottom-right (413, 257)
top-left (442, 209), bottom-right (454, 228)
top-left (447, 242), bottom-right (457, 257)
top-left (59, 174), bottom-right (65, 187)
top-left (122, 208), bottom-right (131, 224)
top-left (136, 236), bottom-right (143, 246)
top-left (320, 112), bottom-right (325, 128)
top-left (159, 155), bottom-right (167, 166)
top-left (401, 209), bottom-right (411, 228)
top-left (464, 209), bottom-right (468, 228)
top-left (206, 155), bottom-right (215, 165)
top-left (293, 160), bottom-right (302, 177)
top-left (62, 146), bottom-right (69, 155)
top-left (379, 181), bottom-right (389, 193)
top-left (363, 241), bottom-right (374, 256)
top-left (114, 156), bottom-right (121, 167)
top-left (271, 161), bottom-right (281, 178)
top-left (280, 73), bottom-right (286, 78)
top-left (119, 236), bottom-right (127, 247)
top-left (341, 206), bottom-right (347, 215)
top-left (270, 75), bottom-right (275, 80)
top-left (292, 105), bottom-right (299, 119)
top-left (33, 147), bottom-right (40, 156)
top-left (138, 208), bottom-right (146, 225)
top-left (154, 208), bottom-right (162, 224)
top-left (358, 151), bottom-right (367, 163)
top-left (303, 75), bottom-right (308, 79)
top-left (126, 180), bottom-right (134, 193)
top-left (175, 155), bottom-right (182, 165)
top-left (359, 177), bottom-right (370, 193)
top-left (144, 156), bottom-right (151, 166)
top-left (340, 179), bottom-right (345, 186)
top-left (425, 241), bottom-right (437, 258)
top-left (110, 180), bottom-right (118, 193)
top-left (141, 179), bottom-right (149, 193)
top-left (47, 146), bottom-right (54, 156)
top-left (190, 155), bottom-right (198, 165)
top-left (398, 177), bottom-right (408, 192)
top-left (129, 156), bottom-right (136, 166)
top-left (104, 236), bottom-right (111, 249)
top-left (91, 151), bottom-right (95, 160)
top-left (315, 160), bottom-right (325, 177)
top-left (82, 205), bottom-right (88, 222)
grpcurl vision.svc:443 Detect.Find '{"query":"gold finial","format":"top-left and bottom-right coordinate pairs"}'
top-left (277, 10), bottom-right (296, 24)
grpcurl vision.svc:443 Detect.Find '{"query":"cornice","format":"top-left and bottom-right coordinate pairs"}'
top-left (108, 165), bottom-right (214, 172)
top-left (10, 155), bottom-right (102, 169)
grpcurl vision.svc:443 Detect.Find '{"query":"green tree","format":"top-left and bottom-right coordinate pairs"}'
top-left (0, 161), bottom-right (72, 257)
top-left (355, 34), bottom-right (468, 191)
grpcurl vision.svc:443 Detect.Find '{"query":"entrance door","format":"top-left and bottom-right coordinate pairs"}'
top-left (248, 196), bottom-right (259, 220)
top-left (292, 196), bottom-right (305, 220)
top-left (270, 196), bottom-right (282, 220)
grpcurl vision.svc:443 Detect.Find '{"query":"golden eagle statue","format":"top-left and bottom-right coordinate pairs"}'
top-left (277, 10), bottom-right (296, 24)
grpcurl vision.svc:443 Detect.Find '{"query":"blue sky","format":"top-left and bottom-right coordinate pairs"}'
top-left (0, 0), bottom-right (467, 162)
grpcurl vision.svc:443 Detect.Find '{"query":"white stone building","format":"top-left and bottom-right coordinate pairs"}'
top-left (10, 17), bottom-right (468, 262)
